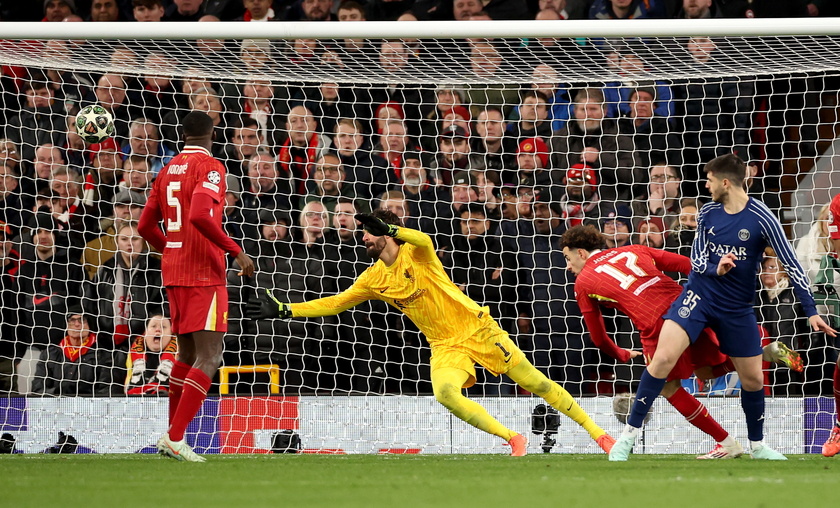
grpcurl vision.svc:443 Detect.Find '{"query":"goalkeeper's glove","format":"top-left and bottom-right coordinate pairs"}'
top-left (355, 213), bottom-right (399, 237)
top-left (246, 288), bottom-right (293, 319)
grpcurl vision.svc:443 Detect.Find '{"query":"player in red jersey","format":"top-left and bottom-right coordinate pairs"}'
top-left (823, 193), bottom-right (840, 457)
top-left (138, 111), bottom-right (254, 462)
top-left (561, 225), bottom-right (799, 459)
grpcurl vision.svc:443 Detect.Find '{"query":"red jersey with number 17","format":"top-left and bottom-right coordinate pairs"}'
top-left (149, 146), bottom-right (228, 287)
top-left (574, 244), bottom-right (691, 361)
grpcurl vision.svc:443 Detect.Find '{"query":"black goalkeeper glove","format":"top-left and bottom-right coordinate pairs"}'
top-left (355, 213), bottom-right (399, 237)
top-left (246, 289), bottom-right (293, 319)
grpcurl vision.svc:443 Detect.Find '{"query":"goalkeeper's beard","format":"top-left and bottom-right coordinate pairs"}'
top-left (365, 237), bottom-right (387, 260)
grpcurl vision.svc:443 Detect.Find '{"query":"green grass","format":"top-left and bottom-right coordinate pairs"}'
top-left (2, 454), bottom-right (836, 508)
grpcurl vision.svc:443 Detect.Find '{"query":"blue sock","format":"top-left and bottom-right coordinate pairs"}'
top-left (741, 388), bottom-right (765, 442)
top-left (628, 370), bottom-right (667, 428)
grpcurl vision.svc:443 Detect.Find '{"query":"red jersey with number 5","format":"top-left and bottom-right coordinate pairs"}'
top-left (574, 245), bottom-right (691, 360)
top-left (148, 146), bottom-right (227, 287)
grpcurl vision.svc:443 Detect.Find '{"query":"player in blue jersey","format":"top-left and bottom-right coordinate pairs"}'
top-left (609, 153), bottom-right (836, 461)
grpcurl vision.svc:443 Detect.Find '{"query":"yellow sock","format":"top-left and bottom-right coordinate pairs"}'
top-left (507, 360), bottom-right (606, 440)
top-left (431, 367), bottom-right (516, 441)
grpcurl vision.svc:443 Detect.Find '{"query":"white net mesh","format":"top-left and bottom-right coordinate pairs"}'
top-left (0, 24), bottom-right (839, 454)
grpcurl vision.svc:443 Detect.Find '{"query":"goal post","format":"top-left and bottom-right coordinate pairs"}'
top-left (0, 19), bottom-right (838, 454)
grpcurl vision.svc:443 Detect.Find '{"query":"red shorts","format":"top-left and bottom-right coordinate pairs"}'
top-left (166, 285), bottom-right (228, 335)
top-left (642, 323), bottom-right (728, 382)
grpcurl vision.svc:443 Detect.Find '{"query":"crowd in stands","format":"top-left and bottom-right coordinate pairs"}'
top-left (0, 0), bottom-right (837, 397)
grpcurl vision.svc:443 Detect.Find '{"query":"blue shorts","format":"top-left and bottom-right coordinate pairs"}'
top-left (664, 285), bottom-right (762, 358)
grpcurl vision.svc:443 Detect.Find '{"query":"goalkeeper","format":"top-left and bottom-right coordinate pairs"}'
top-left (249, 209), bottom-right (615, 456)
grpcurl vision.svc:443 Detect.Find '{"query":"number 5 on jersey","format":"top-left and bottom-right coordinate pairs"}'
top-left (166, 181), bottom-right (182, 232)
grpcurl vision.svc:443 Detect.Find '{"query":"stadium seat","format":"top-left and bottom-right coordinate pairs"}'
top-left (217, 364), bottom-right (281, 395)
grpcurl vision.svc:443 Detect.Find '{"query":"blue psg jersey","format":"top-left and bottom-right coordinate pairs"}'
top-left (687, 197), bottom-right (817, 316)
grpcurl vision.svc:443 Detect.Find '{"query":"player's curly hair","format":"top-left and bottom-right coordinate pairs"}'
top-left (560, 224), bottom-right (604, 252)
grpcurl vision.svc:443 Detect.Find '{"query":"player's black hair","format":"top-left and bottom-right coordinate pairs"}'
top-left (560, 224), bottom-right (605, 252)
top-left (182, 111), bottom-right (215, 138)
top-left (371, 208), bottom-right (403, 228)
top-left (703, 153), bottom-right (746, 186)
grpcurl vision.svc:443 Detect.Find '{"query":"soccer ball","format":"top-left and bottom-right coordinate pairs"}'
top-left (74, 105), bottom-right (115, 144)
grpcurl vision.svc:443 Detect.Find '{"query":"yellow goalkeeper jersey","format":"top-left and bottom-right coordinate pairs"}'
top-left (290, 227), bottom-right (492, 347)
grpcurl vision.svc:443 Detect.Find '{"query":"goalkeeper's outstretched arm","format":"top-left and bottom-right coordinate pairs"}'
top-left (248, 284), bottom-right (371, 320)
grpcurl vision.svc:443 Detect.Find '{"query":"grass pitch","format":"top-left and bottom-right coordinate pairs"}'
top-left (2, 453), bottom-right (835, 508)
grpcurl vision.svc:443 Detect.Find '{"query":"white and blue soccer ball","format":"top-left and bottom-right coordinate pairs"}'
top-left (75, 104), bottom-right (115, 144)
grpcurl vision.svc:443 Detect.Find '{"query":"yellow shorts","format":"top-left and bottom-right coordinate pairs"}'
top-left (429, 321), bottom-right (526, 388)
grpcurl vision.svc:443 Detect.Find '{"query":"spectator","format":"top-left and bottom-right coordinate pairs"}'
top-left (675, 0), bottom-right (723, 18)
top-left (589, 0), bottom-right (666, 19)
top-left (15, 212), bottom-right (85, 394)
top-left (250, 204), bottom-right (336, 392)
top-left (121, 155), bottom-right (154, 196)
top-left (164, 0), bottom-right (205, 21)
top-left (82, 189), bottom-right (146, 279)
top-left (796, 202), bottom-right (832, 285)
top-left (86, 146), bottom-right (124, 219)
top-left (84, 220), bottom-right (165, 348)
top-left (31, 305), bottom-right (125, 396)
top-left (121, 118), bottom-right (175, 176)
top-left (6, 75), bottom-right (66, 166)
top-left (224, 117), bottom-right (264, 179)
top-left (465, 42), bottom-right (520, 117)
top-left (49, 165), bottom-right (100, 250)
top-left (602, 49), bottom-right (674, 120)
top-left (43, 0), bottom-right (76, 21)
top-left (222, 173), bottom-right (247, 249)
top-left (549, 87), bottom-right (641, 202)
top-left (0, 139), bottom-right (22, 179)
top-left (126, 315), bottom-right (178, 395)
top-left (87, 73), bottom-right (135, 141)
top-left (471, 106), bottom-right (516, 175)
top-left (0, 164), bottom-right (24, 231)
top-left (673, 36), bottom-right (754, 196)
top-left (285, 0), bottom-right (335, 21)
top-left (616, 85), bottom-right (679, 170)
top-left (528, 64), bottom-right (573, 131)
top-left (664, 197), bottom-right (702, 258)
top-left (332, 118), bottom-right (390, 204)
top-left (300, 153), bottom-right (361, 213)
top-left (430, 125), bottom-right (472, 187)
top-left (90, 0), bottom-right (120, 21)
top-left (756, 248), bottom-right (822, 396)
top-left (374, 118), bottom-right (420, 181)
top-left (512, 136), bottom-right (554, 189)
top-left (0, 221), bottom-right (20, 393)
top-left (421, 84), bottom-right (466, 152)
top-left (631, 163), bottom-right (682, 231)
top-left (236, 78), bottom-right (285, 148)
top-left (508, 90), bottom-right (553, 141)
top-left (240, 152), bottom-right (294, 241)
top-left (279, 105), bottom-right (333, 195)
top-left (601, 205), bottom-right (634, 248)
top-left (514, 188), bottom-right (586, 393)
top-left (133, 0), bottom-right (165, 21)
top-left (237, 0), bottom-right (279, 20)
top-left (635, 216), bottom-right (667, 249)
top-left (559, 163), bottom-right (605, 228)
top-left (19, 143), bottom-right (65, 211)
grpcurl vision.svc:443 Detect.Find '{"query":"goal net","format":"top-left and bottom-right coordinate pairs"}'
top-left (0, 20), bottom-right (838, 454)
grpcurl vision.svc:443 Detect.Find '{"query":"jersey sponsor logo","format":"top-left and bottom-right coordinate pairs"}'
top-left (167, 163), bottom-right (188, 175)
top-left (738, 229), bottom-right (750, 241)
top-left (708, 241), bottom-right (747, 260)
top-left (393, 288), bottom-right (426, 309)
top-left (404, 269), bottom-right (415, 283)
top-left (207, 170), bottom-right (221, 185)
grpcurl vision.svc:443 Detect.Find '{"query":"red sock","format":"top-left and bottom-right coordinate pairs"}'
top-left (168, 368), bottom-right (212, 442)
top-left (667, 387), bottom-right (729, 442)
top-left (833, 363), bottom-right (840, 427)
top-left (710, 359), bottom-right (735, 378)
top-left (168, 361), bottom-right (192, 426)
